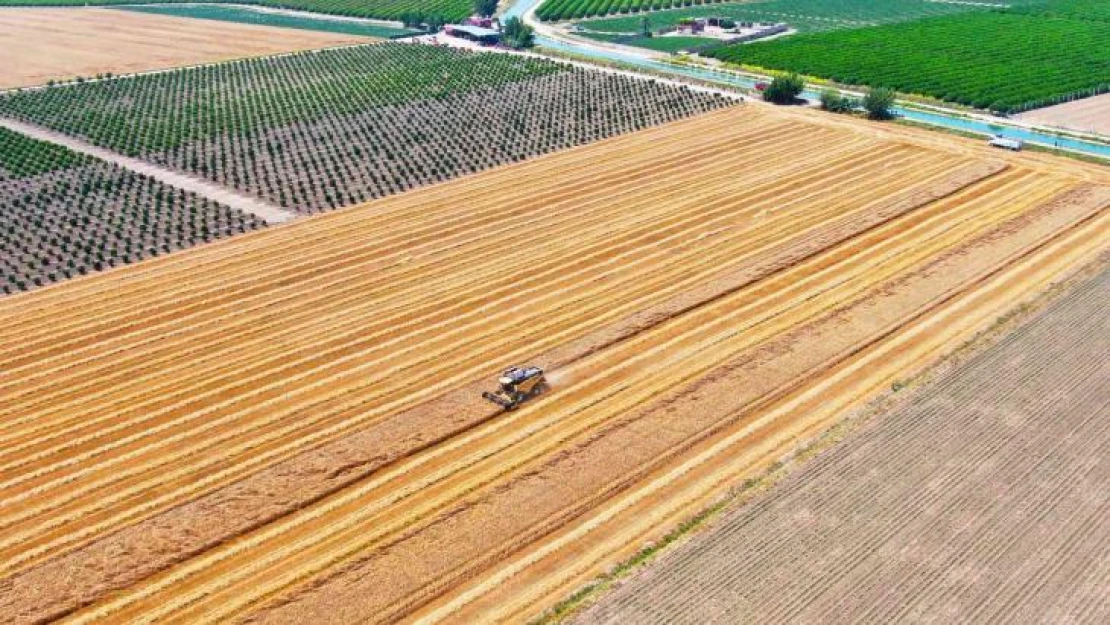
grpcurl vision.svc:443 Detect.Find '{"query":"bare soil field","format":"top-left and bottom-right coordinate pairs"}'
top-left (0, 105), bottom-right (1107, 624)
top-left (1016, 93), bottom-right (1110, 138)
top-left (0, 8), bottom-right (371, 89)
top-left (577, 263), bottom-right (1110, 625)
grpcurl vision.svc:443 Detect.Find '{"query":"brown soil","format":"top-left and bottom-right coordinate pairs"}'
top-left (0, 8), bottom-right (370, 90)
top-left (1016, 93), bottom-right (1110, 138)
top-left (0, 105), bottom-right (1107, 624)
top-left (576, 264), bottom-right (1110, 625)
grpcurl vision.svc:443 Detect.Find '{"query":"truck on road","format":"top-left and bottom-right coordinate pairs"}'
top-left (989, 135), bottom-right (1024, 151)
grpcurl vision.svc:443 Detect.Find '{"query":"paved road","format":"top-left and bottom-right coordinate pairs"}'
top-left (1, 116), bottom-right (297, 224)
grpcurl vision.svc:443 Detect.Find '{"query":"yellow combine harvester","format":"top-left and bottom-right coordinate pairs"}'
top-left (482, 366), bottom-right (547, 411)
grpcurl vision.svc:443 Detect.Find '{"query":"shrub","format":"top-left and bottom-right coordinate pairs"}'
top-left (863, 87), bottom-right (896, 120)
top-left (763, 73), bottom-right (805, 105)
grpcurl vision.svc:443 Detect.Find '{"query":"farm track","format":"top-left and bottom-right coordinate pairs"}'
top-left (0, 118), bottom-right (296, 223)
top-left (0, 105), bottom-right (1107, 624)
top-left (576, 259), bottom-right (1110, 625)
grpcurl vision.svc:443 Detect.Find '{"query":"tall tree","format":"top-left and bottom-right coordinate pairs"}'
top-left (475, 0), bottom-right (498, 18)
top-left (503, 17), bottom-right (535, 49)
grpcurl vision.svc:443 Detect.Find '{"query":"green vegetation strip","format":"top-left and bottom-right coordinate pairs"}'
top-left (556, 0), bottom-right (1002, 24)
top-left (0, 44), bottom-right (564, 155)
top-left (118, 4), bottom-right (418, 38)
top-left (0, 0), bottom-right (471, 22)
top-left (574, 0), bottom-right (987, 32)
top-left (579, 32), bottom-right (717, 53)
top-left (1010, 0), bottom-right (1110, 22)
top-left (0, 126), bottom-right (87, 177)
top-left (708, 12), bottom-right (1110, 113)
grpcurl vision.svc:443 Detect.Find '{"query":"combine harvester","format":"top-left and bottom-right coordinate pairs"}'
top-left (483, 366), bottom-right (548, 411)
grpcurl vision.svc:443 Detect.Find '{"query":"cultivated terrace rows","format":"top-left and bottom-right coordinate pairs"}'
top-left (578, 263), bottom-right (1110, 624)
top-left (0, 126), bottom-right (264, 295)
top-left (0, 106), bottom-right (1107, 623)
top-left (0, 44), bottom-right (730, 213)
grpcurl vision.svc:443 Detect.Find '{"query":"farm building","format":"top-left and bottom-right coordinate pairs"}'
top-left (445, 24), bottom-right (501, 44)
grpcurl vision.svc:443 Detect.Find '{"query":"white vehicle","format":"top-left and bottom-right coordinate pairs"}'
top-left (989, 135), bottom-right (1024, 151)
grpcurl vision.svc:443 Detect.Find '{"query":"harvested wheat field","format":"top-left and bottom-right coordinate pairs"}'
top-left (578, 264), bottom-right (1110, 624)
top-left (0, 105), bottom-right (1108, 624)
top-left (0, 8), bottom-right (371, 89)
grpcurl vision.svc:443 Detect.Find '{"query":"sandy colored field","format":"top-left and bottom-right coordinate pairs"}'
top-left (1016, 93), bottom-right (1110, 138)
top-left (0, 8), bottom-right (372, 89)
top-left (578, 265), bottom-right (1110, 624)
top-left (0, 105), bottom-right (1108, 624)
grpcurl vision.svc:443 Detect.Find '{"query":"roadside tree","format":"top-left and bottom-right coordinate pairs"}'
top-left (475, 0), bottom-right (498, 18)
top-left (864, 87), bottom-right (896, 120)
top-left (763, 73), bottom-right (804, 105)
top-left (503, 17), bottom-right (535, 49)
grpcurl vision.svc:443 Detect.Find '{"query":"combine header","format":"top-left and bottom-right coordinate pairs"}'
top-left (482, 366), bottom-right (547, 411)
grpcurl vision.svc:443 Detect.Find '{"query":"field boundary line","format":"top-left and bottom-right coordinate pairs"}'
top-left (0, 117), bottom-right (297, 224)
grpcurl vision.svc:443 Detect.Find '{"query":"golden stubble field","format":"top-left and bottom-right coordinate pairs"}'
top-left (0, 8), bottom-right (372, 89)
top-left (0, 105), bottom-right (1108, 624)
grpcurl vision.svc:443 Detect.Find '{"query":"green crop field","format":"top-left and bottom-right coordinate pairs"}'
top-left (542, 0), bottom-right (1002, 23)
top-left (0, 126), bottom-right (87, 177)
top-left (708, 12), bottom-right (1110, 113)
top-left (0, 45), bottom-right (558, 156)
top-left (1010, 0), bottom-right (1110, 21)
top-left (118, 5), bottom-right (419, 38)
top-left (0, 0), bottom-right (472, 22)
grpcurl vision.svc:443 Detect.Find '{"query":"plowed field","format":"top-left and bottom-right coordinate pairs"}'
top-left (578, 263), bottom-right (1110, 625)
top-left (1, 105), bottom-right (1108, 624)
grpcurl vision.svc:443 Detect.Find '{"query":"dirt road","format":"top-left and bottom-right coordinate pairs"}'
top-left (0, 106), bottom-right (1107, 623)
top-left (0, 117), bottom-right (295, 223)
top-left (0, 8), bottom-right (372, 90)
top-left (577, 263), bottom-right (1110, 624)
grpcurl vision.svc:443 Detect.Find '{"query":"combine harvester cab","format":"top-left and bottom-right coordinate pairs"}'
top-left (482, 366), bottom-right (547, 411)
